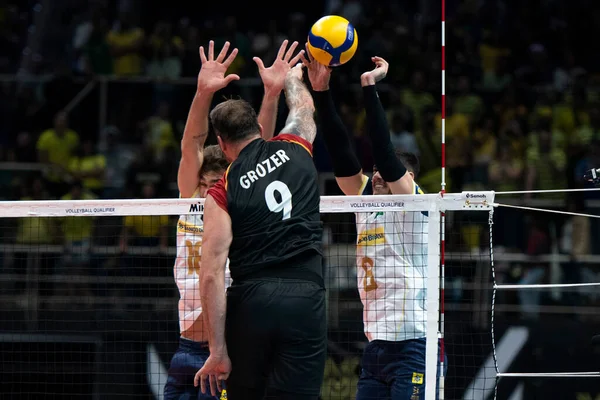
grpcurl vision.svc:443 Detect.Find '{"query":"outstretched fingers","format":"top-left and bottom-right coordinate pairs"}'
top-left (284, 41), bottom-right (299, 62)
top-left (289, 49), bottom-right (305, 66)
top-left (223, 47), bottom-right (239, 68)
top-left (224, 73), bottom-right (240, 85)
top-left (208, 40), bottom-right (215, 61)
top-left (277, 39), bottom-right (289, 60)
top-left (299, 51), bottom-right (311, 67)
top-left (199, 46), bottom-right (207, 63)
top-left (252, 56), bottom-right (265, 70)
top-left (372, 56), bottom-right (388, 68)
top-left (216, 41), bottom-right (231, 63)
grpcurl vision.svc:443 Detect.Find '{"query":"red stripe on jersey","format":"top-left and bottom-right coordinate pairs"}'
top-left (270, 134), bottom-right (313, 156)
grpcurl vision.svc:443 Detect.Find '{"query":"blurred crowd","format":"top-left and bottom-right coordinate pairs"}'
top-left (1, 0), bottom-right (598, 199)
top-left (0, 0), bottom-right (600, 314)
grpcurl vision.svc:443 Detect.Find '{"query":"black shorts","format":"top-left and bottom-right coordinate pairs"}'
top-left (225, 277), bottom-right (327, 398)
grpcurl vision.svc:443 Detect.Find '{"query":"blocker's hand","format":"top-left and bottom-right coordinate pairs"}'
top-left (196, 40), bottom-right (240, 93)
top-left (194, 352), bottom-right (231, 397)
top-left (360, 56), bottom-right (389, 86)
top-left (254, 39), bottom-right (305, 96)
top-left (301, 45), bottom-right (332, 91)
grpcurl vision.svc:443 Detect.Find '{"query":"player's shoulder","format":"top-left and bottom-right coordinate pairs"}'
top-left (269, 134), bottom-right (313, 157)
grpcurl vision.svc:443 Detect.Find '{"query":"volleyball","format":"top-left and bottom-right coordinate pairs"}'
top-left (307, 15), bottom-right (358, 67)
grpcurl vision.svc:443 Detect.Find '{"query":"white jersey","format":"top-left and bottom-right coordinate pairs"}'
top-left (174, 188), bottom-right (232, 333)
top-left (355, 180), bottom-right (428, 342)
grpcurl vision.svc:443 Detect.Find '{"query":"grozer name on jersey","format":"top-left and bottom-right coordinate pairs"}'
top-left (240, 149), bottom-right (290, 189)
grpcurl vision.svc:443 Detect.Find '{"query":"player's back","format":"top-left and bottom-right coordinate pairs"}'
top-left (209, 134), bottom-right (323, 284)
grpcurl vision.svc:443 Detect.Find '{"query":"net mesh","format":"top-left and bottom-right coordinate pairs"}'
top-left (0, 193), bottom-right (495, 399)
top-left (443, 209), bottom-right (496, 400)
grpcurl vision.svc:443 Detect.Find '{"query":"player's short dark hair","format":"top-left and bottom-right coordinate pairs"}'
top-left (209, 99), bottom-right (261, 143)
top-left (395, 150), bottom-right (420, 178)
top-left (199, 145), bottom-right (228, 178)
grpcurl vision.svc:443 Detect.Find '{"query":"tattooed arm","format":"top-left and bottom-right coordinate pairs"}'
top-left (280, 65), bottom-right (317, 144)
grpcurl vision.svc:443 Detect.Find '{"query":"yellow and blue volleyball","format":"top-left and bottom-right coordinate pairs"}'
top-left (307, 15), bottom-right (358, 67)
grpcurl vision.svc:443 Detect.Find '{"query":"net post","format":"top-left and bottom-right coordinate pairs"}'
top-left (441, 0), bottom-right (446, 194)
top-left (426, 201), bottom-right (442, 400)
top-left (439, 2), bottom-right (447, 397)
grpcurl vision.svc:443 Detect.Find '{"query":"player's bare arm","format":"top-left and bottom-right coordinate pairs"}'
top-left (302, 49), bottom-right (366, 195)
top-left (178, 40), bottom-right (239, 198)
top-left (255, 40), bottom-right (305, 140)
top-left (361, 56), bottom-right (413, 194)
top-left (281, 64), bottom-right (317, 144)
top-left (194, 194), bottom-right (232, 396)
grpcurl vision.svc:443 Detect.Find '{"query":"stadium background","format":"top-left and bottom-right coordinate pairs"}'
top-left (0, 0), bottom-right (599, 399)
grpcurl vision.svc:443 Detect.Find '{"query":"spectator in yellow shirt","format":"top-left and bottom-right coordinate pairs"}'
top-left (106, 12), bottom-right (145, 76)
top-left (69, 139), bottom-right (106, 197)
top-left (16, 177), bottom-right (55, 244)
top-left (120, 182), bottom-right (169, 253)
top-left (574, 103), bottom-right (600, 147)
top-left (36, 111), bottom-right (80, 197)
top-left (526, 123), bottom-right (567, 201)
top-left (140, 101), bottom-right (177, 163)
top-left (454, 75), bottom-right (483, 123)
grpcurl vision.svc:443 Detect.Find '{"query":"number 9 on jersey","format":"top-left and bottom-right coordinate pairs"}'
top-left (265, 180), bottom-right (292, 220)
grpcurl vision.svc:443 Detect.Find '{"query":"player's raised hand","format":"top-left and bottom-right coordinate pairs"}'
top-left (301, 43), bottom-right (332, 91)
top-left (360, 56), bottom-right (389, 86)
top-left (197, 40), bottom-right (240, 93)
top-left (194, 352), bottom-right (231, 397)
top-left (254, 39), bottom-right (305, 96)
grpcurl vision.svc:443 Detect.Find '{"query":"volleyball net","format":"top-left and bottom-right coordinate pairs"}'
top-left (1, 190), bottom-right (598, 399)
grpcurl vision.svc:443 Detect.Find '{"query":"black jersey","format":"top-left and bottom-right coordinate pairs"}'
top-left (208, 134), bottom-right (323, 283)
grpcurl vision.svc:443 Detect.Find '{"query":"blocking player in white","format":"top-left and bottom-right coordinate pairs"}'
top-left (164, 39), bottom-right (305, 400)
top-left (303, 52), bottom-right (443, 400)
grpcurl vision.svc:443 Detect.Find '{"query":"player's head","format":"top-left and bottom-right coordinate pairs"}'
top-left (372, 150), bottom-right (420, 195)
top-left (210, 99), bottom-right (263, 162)
top-left (198, 145), bottom-right (229, 198)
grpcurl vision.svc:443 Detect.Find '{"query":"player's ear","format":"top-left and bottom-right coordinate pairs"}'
top-left (409, 171), bottom-right (415, 180)
top-left (216, 135), bottom-right (225, 150)
top-left (257, 123), bottom-right (264, 137)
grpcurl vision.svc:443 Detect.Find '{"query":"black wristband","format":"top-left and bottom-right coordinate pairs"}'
top-left (362, 85), bottom-right (406, 182)
top-left (313, 90), bottom-right (362, 178)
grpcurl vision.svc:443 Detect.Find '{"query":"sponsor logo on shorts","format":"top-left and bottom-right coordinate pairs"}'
top-left (357, 227), bottom-right (386, 246)
top-left (412, 372), bottom-right (424, 385)
top-left (177, 221), bottom-right (203, 234)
